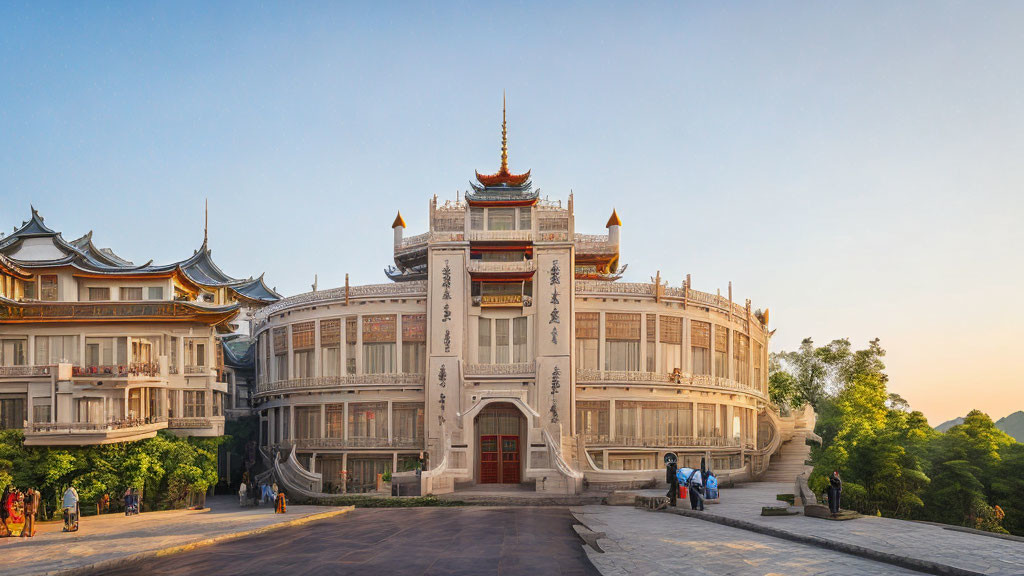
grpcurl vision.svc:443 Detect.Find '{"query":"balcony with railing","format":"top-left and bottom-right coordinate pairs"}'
top-left (184, 365), bottom-right (210, 376)
top-left (0, 365), bottom-right (55, 379)
top-left (72, 361), bottom-right (165, 380)
top-left (23, 417), bottom-right (168, 446)
top-left (168, 417), bottom-right (214, 429)
top-left (580, 433), bottom-right (741, 449)
top-left (254, 373), bottom-right (426, 397)
top-left (575, 369), bottom-right (764, 397)
top-left (466, 260), bottom-right (536, 275)
top-left (283, 436), bottom-right (424, 450)
top-left (467, 230), bottom-right (534, 242)
top-left (464, 361), bottom-right (536, 377)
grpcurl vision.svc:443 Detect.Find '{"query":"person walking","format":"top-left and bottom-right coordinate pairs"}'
top-left (62, 485), bottom-right (80, 532)
top-left (22, 487), bottom-right (37, 537)
top-left (828, 470), bottom-right (843, 517)
top-left (238, 482), bottom-right (248, 508)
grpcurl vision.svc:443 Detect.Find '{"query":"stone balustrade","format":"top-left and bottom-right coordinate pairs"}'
top-left (466, 260), bottom-right (536, 274)
top-left (283, 437), bottom-right (423, 450)
top-left (254, 373), bottom-right (426, 396)
top-left (581, 433), bottom-right (741, 448)
top-left (168, 417), bottom-right (214, 429)
top-left (464, 361), bottom-right (536, 376)
top-left (0, 365), bottom-right (53, 378)
top-left (575, 369), bottom-right (764, 397)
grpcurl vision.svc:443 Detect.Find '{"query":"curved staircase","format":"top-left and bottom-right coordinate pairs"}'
top-left (761, 432), bottom-right (813, 482)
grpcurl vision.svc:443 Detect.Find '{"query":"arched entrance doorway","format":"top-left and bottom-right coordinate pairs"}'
top-left (475, 402), bottom-right (525, 484)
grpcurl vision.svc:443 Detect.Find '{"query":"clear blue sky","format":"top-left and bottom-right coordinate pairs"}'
top-left (2, 2), bottom-right (1022, 424)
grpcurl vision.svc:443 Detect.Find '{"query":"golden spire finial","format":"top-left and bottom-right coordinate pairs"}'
top-left (500, 92), bottom-right (508, 173)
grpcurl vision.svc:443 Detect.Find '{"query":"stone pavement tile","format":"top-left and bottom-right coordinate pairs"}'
top-left (577, 505), bottom-right (923, 576)
top-left (628, 482), bottom-right (1024, 576)
top-left (0, 495), bottom-right (345, 576)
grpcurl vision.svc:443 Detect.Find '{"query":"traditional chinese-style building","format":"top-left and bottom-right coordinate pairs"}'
top-left (252, 103), bottom-right (785, 495)
top-left (0, 208), bottom-right (279, 445)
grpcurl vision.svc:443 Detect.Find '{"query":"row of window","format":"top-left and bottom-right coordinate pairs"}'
top-left (469, 207), bottom-right (532, 231)
top-left (21, 276), bottom-right (165, 302)
top-left (576, 400), bottom-right (756, 441)
top-left (575, 313), bottom-right (764, 384)
top-left (0, 335), bottom-right (208, 369)
top-left (263, 315), bottom-right (427, 380)
top-left (266, 402), bottom-right (425, 442)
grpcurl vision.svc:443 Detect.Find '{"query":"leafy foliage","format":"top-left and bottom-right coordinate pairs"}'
top-left (0, 430), bottom-right (222, 519)
top-left (774, 337), bottom-right (1019, 535)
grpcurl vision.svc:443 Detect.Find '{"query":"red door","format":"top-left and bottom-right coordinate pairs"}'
top-left (500, 435), bottom-right (520, 484)
top-left (480, 435), bottom-right (500, 483)
top-left (479, 434), bottom-right (520, 484)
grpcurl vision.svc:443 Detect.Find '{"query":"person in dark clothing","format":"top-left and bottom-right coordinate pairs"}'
top-left (688, 469), bottom-right (704, 511)
top-left (827, 470), bottom-right (842, 516)
top-left (0, 485), bottom-right (10, 536)
top-left (665, 454), bottom-right (679, 507)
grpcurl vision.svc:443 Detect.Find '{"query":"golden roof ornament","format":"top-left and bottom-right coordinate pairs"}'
top-left (475, 93), bottom-right (531, 188)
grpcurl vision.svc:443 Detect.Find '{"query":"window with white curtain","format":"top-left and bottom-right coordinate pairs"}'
top-left (294, 350), bottom-right (314, 378)
top-left (487, 208), bottom-right (515, 230)
top-left (34, 335), bottom-right (79, 365)
top-left (660, 316), bottom-right (682, 373)
top-left (402, 315), bottom-right (426, 374)
top-left (575, 313), bottom-right (599, 370)
top-left (362, 315), bottom-right (397, 374)
top-left (478, 317), bottom-right (491, 363)
top-left (495, 318), bottom-right (509, 363)
top-left (363, 343), bottom-right (396, 374)
top-left (605, 313), bottom-right (640, 371)
top-left (691, 321), bottom-right (710, 375)
top-left (714, 326), bottom-right (728, 377)
top-left (513, 317), bottom-right (528, 362)
top-left (348, 402), bottom-right (387, 439)
top-left (615, 402), bottom-right (638, 439)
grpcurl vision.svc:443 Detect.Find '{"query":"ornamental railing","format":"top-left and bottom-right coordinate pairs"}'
top-left (0, 365), bottom-right (53, 378)
top-left (466, 260), bottom-right (536, 274)
top-left (580, 433), bottom-right (741, 448)
top-left (25, 417), bottom-right (167, 433)
top-left (575, 369), bottom-right (764, 396)
top-left (74, 364), bottom-right (161, 378)
top-left (466, 230), bottom-right (534, 242)
top-left (464, 361), bottom-right (536, 376)
top-left (255, 373), bottom-right (425, 396)
top-left (255, 281), bottom-right (428, 320)
top-left (286, 437), bottom-right (423, 450)
top-left (184, 365), bottom-right (209, 375)
top-left (168, 417), bottom-right (213, 429)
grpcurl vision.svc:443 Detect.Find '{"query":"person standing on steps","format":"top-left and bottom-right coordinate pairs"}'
top-left (828, 470), bottom-right (842, 517)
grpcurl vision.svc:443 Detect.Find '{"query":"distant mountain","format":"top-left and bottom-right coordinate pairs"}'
top-left (934, 411), bottom-right (1024, 442)
top-left (935, 417), bottom-right (965, 433)
top-left (995, 411), bottom-right (1024, 443)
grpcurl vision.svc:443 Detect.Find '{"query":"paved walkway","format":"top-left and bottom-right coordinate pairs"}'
top-left (0, 496), bottom-right (348, 576)
top-left (99, 507), bottom-right (598, 576)
top-left (627, 482), bottom-right (1024, 575)
top-left (573, 505), bottom-right (924, 576)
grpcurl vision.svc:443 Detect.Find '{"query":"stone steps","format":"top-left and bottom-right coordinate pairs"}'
top-left (760, 434), bottom-right (814, 483)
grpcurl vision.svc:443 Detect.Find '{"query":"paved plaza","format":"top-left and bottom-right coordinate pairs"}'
top-left (573, 504), bottom-right (925, 576)
top-left (0, 496), bottom-right (350, 576)
top-left (618, 481), bottom-right (1024, 575)
top-left (98, 507), bottom-right (598, 576)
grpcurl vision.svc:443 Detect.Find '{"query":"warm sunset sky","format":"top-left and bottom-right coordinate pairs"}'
top-left (1, 2), bottom-right (1021, 425)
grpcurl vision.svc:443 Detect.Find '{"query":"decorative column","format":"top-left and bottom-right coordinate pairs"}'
top-left (343, 402), bottom-right (349, 441)
top-left (320, 404), bottom-right (327, 439)
top-left (355, 315), bottom-right (363, 375)
top-left (314, 320), bottom-right (322, 378)
top-left (709, 324), bottom-right (716, 378)
top-left (598, 312), bottom-right (606, 371)
top-left (387, 401), bottom-right (393, 442)
top-left (608, 399), bottom-right (616, 441)
top-left (289, 404), bottom-right (295, 440)
top-left (287, 325), bottom-right (295, 380)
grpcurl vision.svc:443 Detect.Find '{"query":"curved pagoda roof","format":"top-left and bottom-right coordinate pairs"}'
top-left (0, 207), bottom-right (280, 303)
